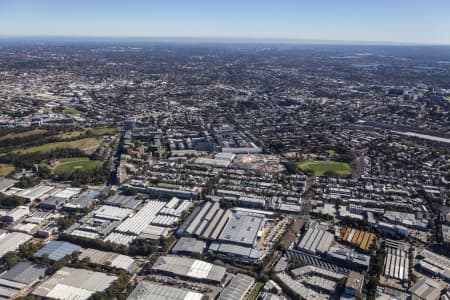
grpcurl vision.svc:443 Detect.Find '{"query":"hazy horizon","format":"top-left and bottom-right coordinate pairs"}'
top-left (0, 0), bottom-right (449, 45)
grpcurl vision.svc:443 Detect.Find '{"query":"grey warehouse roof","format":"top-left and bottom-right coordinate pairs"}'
top-left (217, 273), bottom-right (255, 300)
top-left (0, 262), bottom-right (47, 285)
top-left (127, 281), bottom-right (203, 300)
top-left (171, 237), bottom-right (206, 255)
top-left (152, 255), bottom-right (226, 283)
top-left (34, 241), bottom-right (81, 261)
top-left (218, 212), bottom-right (264, 247)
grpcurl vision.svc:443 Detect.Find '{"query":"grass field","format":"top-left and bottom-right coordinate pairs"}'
top-left (0, 129), bottom-right (47, 141)
top-left (56, 126), bottom-right (118, 140)
top-left (87, 127), bottom-right (119, 136)
top-left (56, 130), bottom-right (86, 140)
top-left (53, 157), bottom-right (102, 175)
top-left (297, 160), bottom-right (352, 176)
top-left (15, 137), bottom-right (101, 155)
top-left (0, 164), bottom-right (15, 176)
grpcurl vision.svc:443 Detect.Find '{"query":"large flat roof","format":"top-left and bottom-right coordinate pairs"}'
top-left (127, 281), bottom-right (203, 300)
top-left (33, 267), bottom-right (117, 300)
top-left (218, 212), bottom-right (264, 247)
top-left (0, 232), bottom-right (32, 257)
top-left (152, 255), bottom-right (226, 283)
top-left (0, 262), bottom-right (47, 285)
top-left (34, 241), bottom-right (81, 261)
top-left (217, 273), bottom-right (255, 300)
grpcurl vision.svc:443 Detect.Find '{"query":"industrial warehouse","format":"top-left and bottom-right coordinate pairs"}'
top-left (0, 262), bottom-right (47, 299)
top-left (65, 197), bottom-right (192, 246)
top-left (151, 255), bottom-right (226, 284)
top-left (217, 273), bottom-right (255, 300)
top-left (383, 239), bottom-right (410, 283)
top-left (209, 212), bottom-right (266, 263)
top-left (176, 201), bottom-right (268, 263)
top-left (32, 267), bottom-right (117, 300)
top-left (177, 201), bottom-right (231, 240)
top-left (127, 281), bottom-right (204, 300)
top-left (297, 226), bottom-right (334, 255)
top-left (78, 248), bottom-right (137, 273)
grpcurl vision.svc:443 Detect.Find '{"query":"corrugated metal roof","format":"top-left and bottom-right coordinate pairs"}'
top-left (0, 262), bottom-right (47, 285)
top-left (34, 241), bottom-right (81, 261)
top-left (128, 281), bottom-right (203, 300)
top-left (217, 273), bottom-right (254, 300)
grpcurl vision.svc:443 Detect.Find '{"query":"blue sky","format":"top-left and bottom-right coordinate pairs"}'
top-left (0, 0), bottom-right (449, 44)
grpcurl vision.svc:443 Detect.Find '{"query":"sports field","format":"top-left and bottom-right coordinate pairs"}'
top-left (297, 160), bottom-right (352, 176)
top-left (53, 157), bottom-right (102, 175)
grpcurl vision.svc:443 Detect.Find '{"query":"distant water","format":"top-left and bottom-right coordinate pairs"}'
top-left (351, 63), bottom-right (380, 68)
top-left (413, 65), bottom-right (445, 70)
top-left (330, 56), bottom-right (359, 59)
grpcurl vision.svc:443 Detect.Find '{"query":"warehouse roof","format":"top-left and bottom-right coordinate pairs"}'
top-left (152, 255), bottom-right (226, 283)
top-left (275, 273), bottom-right (328, 300)
top-left (327, 247), bottom-right (370, 267)
top-left (177, 201), bottom-right (231, 240)
top-left (0, 232), bottom-right (32, 257)
top-left (171, 237), bottom-right (206, 255)
top-left (217, 273), bottom-right (255, 300)
top-left (209, 242), bottom-right (265, 262)
top-left (115, 200), bottom-right (166, 235)
top-left (127, 281), bottom-right (203, 300)
top-left (34, 241), bottom-right (81, 261)
top-left (79, 248), bottom-right (136, 273)
top-left (0, 262), bottom-right (47, 285)
top-left (297, 227), bottom-right (334, 254)
top-left (218, 212), bottom-right (264, 247)
top-left (409, 278), bottom-right (442, 300)
top-left (16, 185), bottom-right (54, 200)
top-left (93, 205), bottom-right (133, 221)
top-left (0, 178), bottom-right (17, 192)
top-left (103, 194), bottom-right (141, 209)
top-left (32, 267), bottom-right (117, 300)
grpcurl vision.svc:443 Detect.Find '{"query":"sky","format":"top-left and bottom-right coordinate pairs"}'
top-left (0, 0), bottom-right (449, 44)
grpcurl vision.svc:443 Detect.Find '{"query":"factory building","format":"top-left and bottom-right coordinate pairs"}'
top-left (78, 248), bottom-right (136, 273)
top-left (217, 273), bottom-right (255, 300)
top-left (177, 201), bottom-right (231, 240)
top-left (34, 241), bottom-right (81, 261)
top-left (326, 247), bottom-right (370, 271)
top-left (2, 206), bottom-right (29, 223)
top-left (0, 262), bottom-right (47, 299)
top-left (0, 232), bottom-right (32, 257)
top-left (297, 227), bottom-right (334, 255)
top-left (209, 212), bottom-right (266, 263)
top-left (416, 249), bottom-right (450, 282)
top-left (127, 281), bottom-right (203, 300)
top-left (383, 239), bottom-right (410, 282)
top-left (171, 237), bottom-right (206, 256)
top-left (32, 267), bottom-right (117, 300)
top-left (151, 255), bottom-right (226, 285)
top-left (409, 278), bottom-right (442, 300)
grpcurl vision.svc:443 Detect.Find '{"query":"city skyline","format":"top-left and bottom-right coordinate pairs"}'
top-left (0, 0), bottom-right (449, 45)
